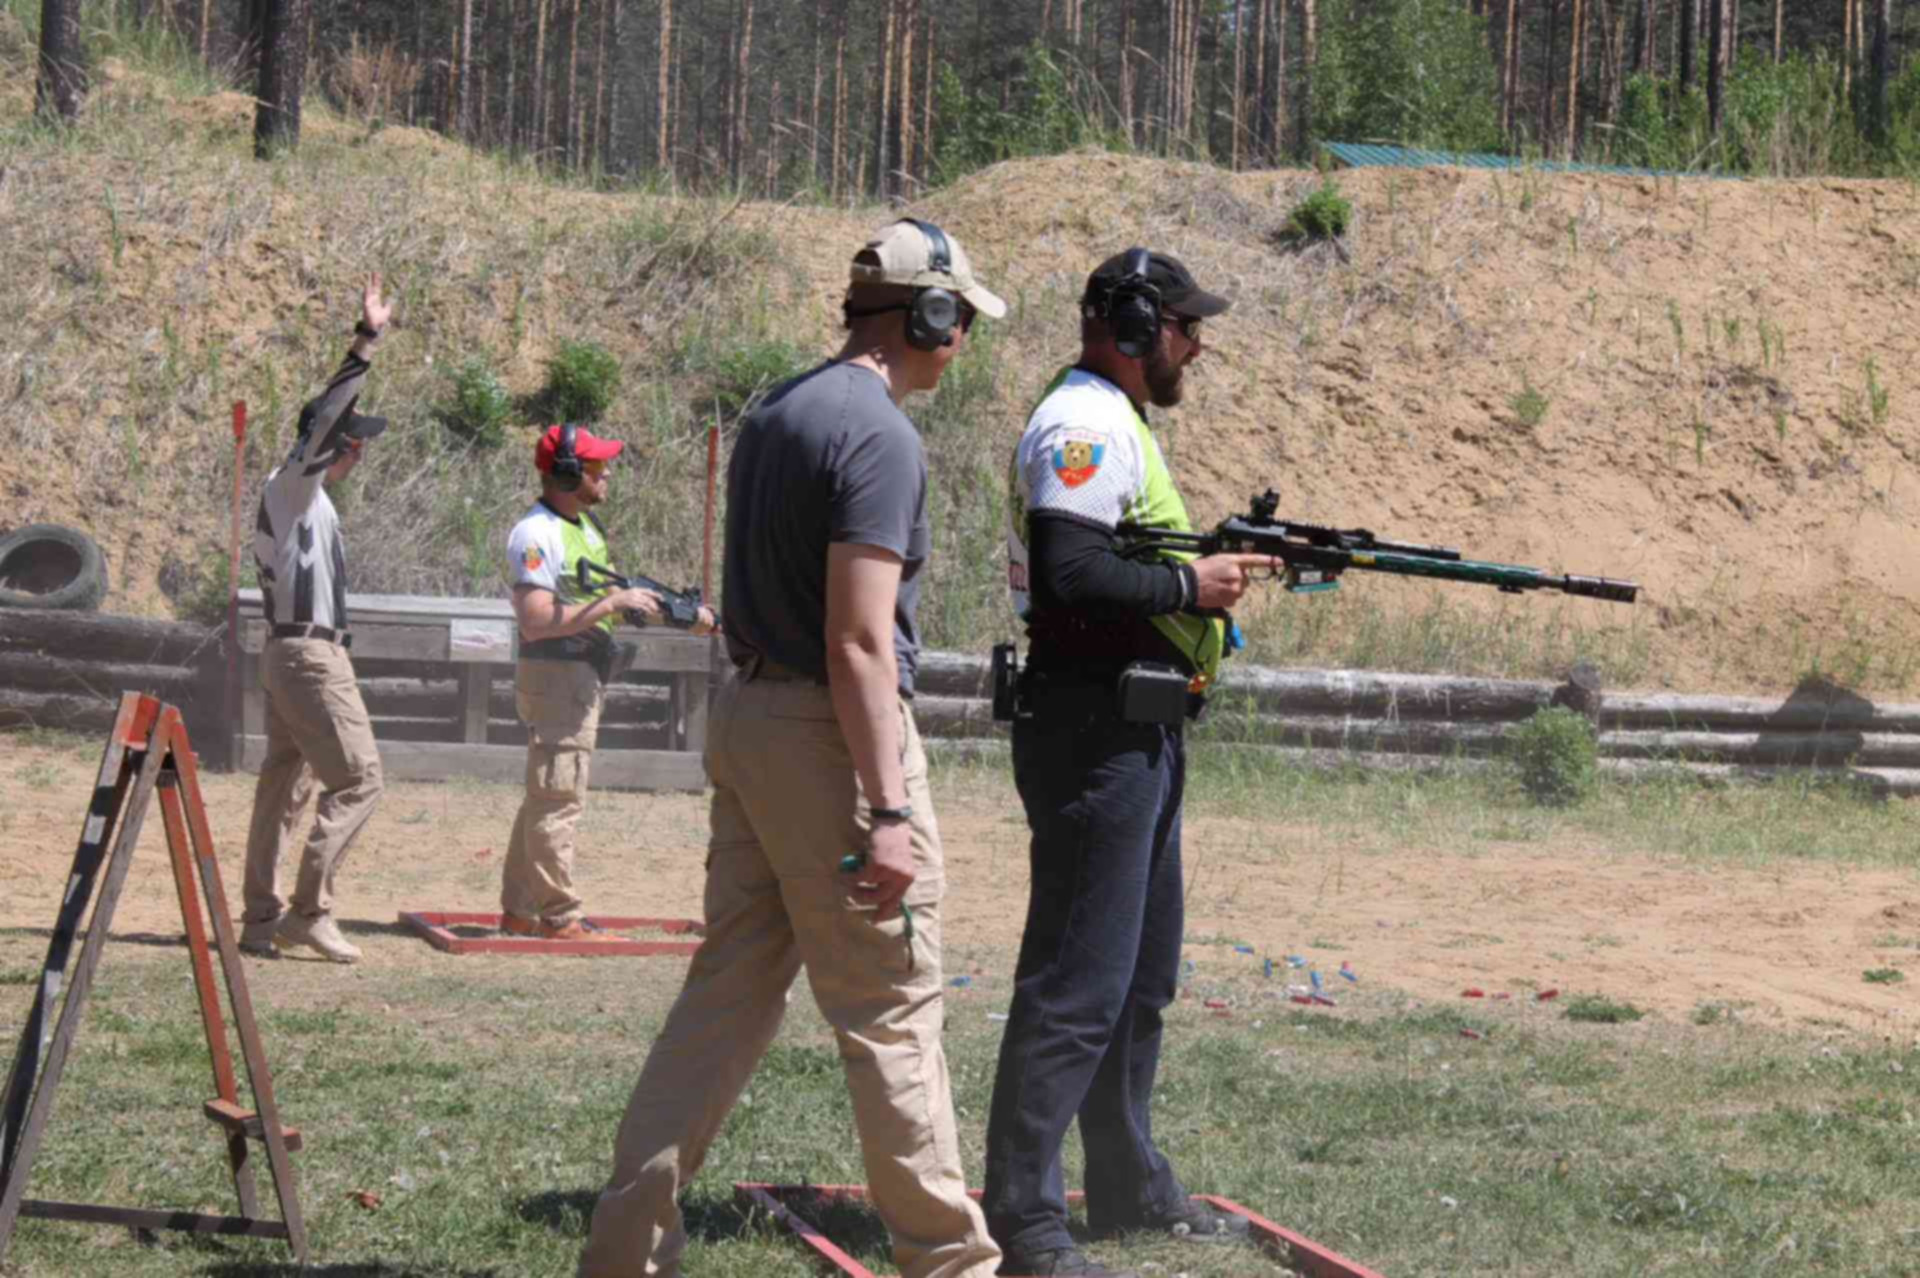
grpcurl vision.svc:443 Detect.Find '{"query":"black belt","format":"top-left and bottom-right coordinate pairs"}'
top-left (520, 636), bottom-right (612, 681)
top-left (1022, 677), bottom-right (1207, 724)
top-left (732, 653), bottom-right (829, 685)
top-left (270, 623), bottom-right (352, 649)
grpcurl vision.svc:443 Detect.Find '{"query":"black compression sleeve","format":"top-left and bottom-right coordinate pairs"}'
top-left (1027, 511), bottom-right (1197, 620)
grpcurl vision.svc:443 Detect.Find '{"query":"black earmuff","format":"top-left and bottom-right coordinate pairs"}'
top-left (1107, 247), bottom-right (1163, 359)
top-left (550, 422), bottom-right (583, 493)
top-left (903, 218), bottom-right (961, 352)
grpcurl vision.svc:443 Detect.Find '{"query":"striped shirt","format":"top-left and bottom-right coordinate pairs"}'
top-left (252, 349), bottom-right (372, 631)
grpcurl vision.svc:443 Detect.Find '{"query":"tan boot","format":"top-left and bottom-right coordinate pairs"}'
top-left (274, 912), bottom-right (363, 964)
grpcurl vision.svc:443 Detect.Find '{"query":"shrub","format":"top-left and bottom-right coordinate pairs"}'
top-left (1862, 967), bottom-right (1906, 985)
top-left (1564, 994), bottom-right (1646, 1024)
top-left (1279, 179), bottom-right (1353, 246)
top-left (1509, 376), bottom-right (1551, 429)
top-left (1507, 706), bottom-right (1598, 807)
top-left (436, 355), bottom-right (513, 449)
top-left (544, 339), bottom-right (622, 423)
top-left (707, 338), bottom-right (812, 419)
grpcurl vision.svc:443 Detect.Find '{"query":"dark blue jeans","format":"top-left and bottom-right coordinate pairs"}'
top-left (981, 709), bottom-right (1188, 1257)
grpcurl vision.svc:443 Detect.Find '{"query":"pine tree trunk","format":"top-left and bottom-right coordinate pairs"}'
top-left (1635, 0), bottom-right (1653, 71)
top-left (1252, 0), bottom-right (1269, 162)
top-left (506, 0), bottom-right (519, 149)
top-left (897, 0), bottom-right (916, 194)
top-left (1712, 0), bottom-right (1728, 131)
top-left (875, 0), bottom-right (895, 198)
top-left (534, 0), bottom-right (550, 155)
top-left (656, 0), bottom-right (671, 171)
top-left (735, 0), bottom-right (755, 186)
top-left (1299, 0), bottom-right (1315, 160)
top-left (1842, 0), bottom-right (1853, 101)
top-left (199, 0), bottom-right (211, 62)
top-left (459, 0), bottom-right (475, 138)
top-left (832, 14), bottom-right (847, 200)
top-left (1871, 0), bottom-right (1891, 142)
top-left (605, 0), bottom-right (622, 171)
top-left (252, 0), bottom-right (306, 156)
top-left (1119, 0), bottom-right (1135, 146)
top-left (1274, 0), bottom-right (1288, 159)
top-left (566, 0), bottom-right (582, 168)
top-left (1540, 0), bottom-right (1559, 148)
top-left (1231, 0), bottom-right (1246, 167)
top-left (810, 0), bottom-right (826, 186)
top-left (921, 6), bottom-right (935, 181)
top-left (1504, 0), bottom-right (1522, 138)
top-left (1770, 0), bottom-right (1781, 60)
top-left (35, 0), bottom-right (87, 123)
top-left (1678, 0), bottom-right (1693, 91)
top-left (592, 0), bottom-right (610, 169)
top-left (1567, 0), bottom-right (1584, 154)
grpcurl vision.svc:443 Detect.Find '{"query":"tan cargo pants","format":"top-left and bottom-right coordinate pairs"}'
top-left (502, 658), bottom-right (604, 925)
top-left (242, 638), bottom-right (384, 924)
top-left (577, 671), bottom-right (1000, 1278)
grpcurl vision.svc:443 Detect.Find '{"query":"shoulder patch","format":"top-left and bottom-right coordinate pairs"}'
top-left (524, 545), bottom-right (545, 572)
top-left (1051, 434), bottom-right (1106, 489)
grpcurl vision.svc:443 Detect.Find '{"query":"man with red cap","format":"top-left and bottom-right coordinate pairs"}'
top-left (501, 423), bottom-right (714, 940)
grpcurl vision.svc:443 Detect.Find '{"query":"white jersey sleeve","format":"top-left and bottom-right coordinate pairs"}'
top-left (1016, 376), bottom-right (1145, 530)
top-left (506, 512), bottom-right (566, 593)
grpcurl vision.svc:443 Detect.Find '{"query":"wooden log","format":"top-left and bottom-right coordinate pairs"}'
top-left (1599, 729), bottom-right (1920, 769)
top-left (911, 695), bottom-right (1008, 741)
top-left (1600, 691), bottom-right (1920, 734)
top-left (236, 736), bottom-right (705, 791)
top-left (354, 676), bottom-right (667, 725)
top-left (1196, 711), bottom-right (1511, 754)
top-left (0, 652), bottom-right (201, 701)
top-left (0, 687), bottom-right (123, 733)
top-left (915, 651), bottom-right (994, 699)
top-left (0, 610), bottom-right (218, 668)
top-left (1211, 666), bottom-right (1555, 720)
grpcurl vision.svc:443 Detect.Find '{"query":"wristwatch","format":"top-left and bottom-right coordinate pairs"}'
top-left (869, 805), bottom-right (913, 824)
top-left (354, 320), bottom-right (382, 340)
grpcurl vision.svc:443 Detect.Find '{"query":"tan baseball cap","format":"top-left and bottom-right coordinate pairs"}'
top-left (851, 219), bottom-right (1008, 319)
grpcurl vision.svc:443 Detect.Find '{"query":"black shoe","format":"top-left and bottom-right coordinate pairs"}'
top-left (996, 1245), bottom-right (1139, 1277)
top-left (1093, 1197), bottom-right (1253, 1245)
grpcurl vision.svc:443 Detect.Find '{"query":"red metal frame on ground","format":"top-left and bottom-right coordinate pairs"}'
top-left (397, 911), bottom-right (703, 957)
top-left (734, 1183), bottom-right (1388, 1278)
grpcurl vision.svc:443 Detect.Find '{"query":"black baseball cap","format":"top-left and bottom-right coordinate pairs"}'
top-left (1082, 250), bottom-right (1232, 318)
top-left (297, 395), bottom-right (388, 444)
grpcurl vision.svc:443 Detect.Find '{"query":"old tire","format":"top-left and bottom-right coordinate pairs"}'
top-left (0, 524), bottom-right (109, 612)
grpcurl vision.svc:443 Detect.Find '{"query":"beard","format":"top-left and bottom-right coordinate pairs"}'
top-left (1144, 347), bottom-right (1186, 408)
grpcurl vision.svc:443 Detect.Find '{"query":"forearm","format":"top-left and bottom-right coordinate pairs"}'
top-left (1028, 512), bottom-right (1196, 619)
top-left (515, 592), bottom-right (618, 642)
top-left (827, 639), bottom-right (908, 811)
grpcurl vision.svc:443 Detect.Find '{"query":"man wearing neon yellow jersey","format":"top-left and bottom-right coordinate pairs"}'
top-left (502, 423), bottom-right (714, 940)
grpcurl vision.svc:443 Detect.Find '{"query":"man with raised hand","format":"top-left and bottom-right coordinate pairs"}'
top-left (501, 423), bottom-right (715, 941)
top-left (238, 275), bottom-right (392, 966)
top-left (984, 250), bottom-right (1269, 1278)
top-left (579, 219), bottom-right (1006, 1278)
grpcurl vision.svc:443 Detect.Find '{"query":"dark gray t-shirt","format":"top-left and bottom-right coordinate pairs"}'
top-left (722, 361), bottom-right (931, 694)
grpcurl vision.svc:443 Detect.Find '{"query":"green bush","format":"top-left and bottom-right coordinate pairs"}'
top-left (1312, 0), bottom-right (1503, 153)
top-left (436, 354), bottom-right (513, 449)
top-left (544, 338), bottom-right (622, 422)
top-left (1507, 705), bottom-right (1599, 807)
top-left (1564, 994), bottom-right (1646, 1024)
top-left (707, 338), bottom-right (812, 419)
top-left (1509, 376), bottom-right (1551, 429)
top-left (1279, 179), bottom-right (1353, 245)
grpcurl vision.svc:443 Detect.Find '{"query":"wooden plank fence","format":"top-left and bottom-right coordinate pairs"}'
top-left (7, 606), bottom-right (1920, 795)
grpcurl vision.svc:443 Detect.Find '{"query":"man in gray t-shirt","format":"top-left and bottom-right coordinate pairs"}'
top-left (723, 359), bottom-right (932, 693)
top-left (581, 220), bottom-right (1009, 1278)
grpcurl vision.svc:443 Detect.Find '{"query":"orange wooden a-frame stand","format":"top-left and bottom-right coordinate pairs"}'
top-left (0, 692), bottom-right (308, 1265)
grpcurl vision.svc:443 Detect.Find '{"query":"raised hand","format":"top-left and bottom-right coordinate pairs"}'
top-left (362, 272), bottom-right (392, 334)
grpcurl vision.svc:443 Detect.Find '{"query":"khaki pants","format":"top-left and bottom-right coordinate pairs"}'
top-left (243, 638), bottom-right (384, 923)
top-left (502, 658), bottom-right (604, 925)
top-left (578, 674), bottom-right (1000, 1278)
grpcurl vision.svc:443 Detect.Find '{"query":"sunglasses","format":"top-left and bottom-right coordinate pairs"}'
top-left (1166, 313), bottom-right (1204, 342)
top-left (581, 459), bottom-right (612, 478)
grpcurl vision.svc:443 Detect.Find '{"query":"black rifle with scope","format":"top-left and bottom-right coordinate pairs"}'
top-left (576, 558), bottom-right (712, 629)
top-left (1117, 490), bottom-right (1640, 604)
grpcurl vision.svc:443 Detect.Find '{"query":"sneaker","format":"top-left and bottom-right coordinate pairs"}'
top-left (273, 913), bottom-right (363, 964)
top-left (238, 917), bottom-right (282, 958)
top-left (536, 917), bottom-right (613, 941)
top-left (996, 1247), bottom-right (1138, 1277)
top-left (499, 913), bottom-right (539, 936)
top-left (1094, 1198), bottom-right (1251, 1246)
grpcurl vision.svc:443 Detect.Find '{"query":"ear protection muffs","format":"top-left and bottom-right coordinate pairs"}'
top-left (549, 422), bottom-right (583, 493)
top-left (902, 218), bottom-right (961, 352)
top-left (1106, 247), bottom-right (1163, 359)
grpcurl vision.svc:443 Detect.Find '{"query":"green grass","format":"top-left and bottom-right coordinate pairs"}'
top-left (1, 940), bottom-right (1916, 1277)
